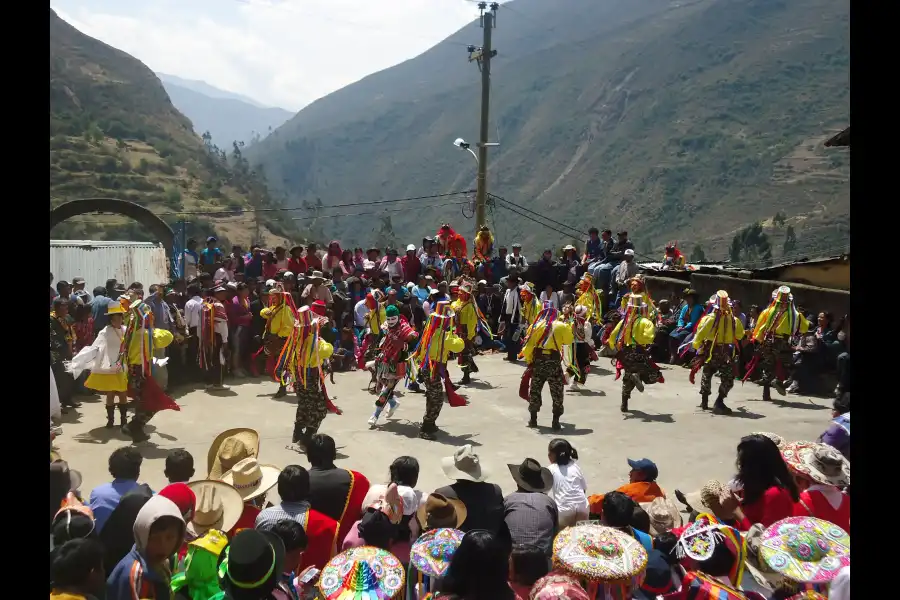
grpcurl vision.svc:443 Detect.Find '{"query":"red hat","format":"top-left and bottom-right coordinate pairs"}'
top-left (311, 300), bottom-right (327, 316)
top-left (159, 482), bottom-right (196, 523)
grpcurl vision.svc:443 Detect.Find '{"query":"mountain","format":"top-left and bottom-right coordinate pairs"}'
top-left (248, 0), bottom-right (850, 260)
top-left (49, 9), bottom-right (294, 248)
top-left (158, 73), bottom-right (270, 108)
top-left (159, 78), bottom-right (294, 148)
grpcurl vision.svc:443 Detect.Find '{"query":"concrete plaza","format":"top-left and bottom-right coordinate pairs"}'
top-left (56, 355), bottom-right (831, 500)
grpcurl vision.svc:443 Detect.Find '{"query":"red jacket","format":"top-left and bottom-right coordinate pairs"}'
top-left (401, 254), bottom-right (421, 284)
top-left (737, 486), bottom-right (797, 530)
top-left (793, 488), bottom-right (850, 532)
top-left (288, 257), bottom-right (308, 276)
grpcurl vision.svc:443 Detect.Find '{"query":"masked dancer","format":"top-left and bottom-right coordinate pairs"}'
top-left (690, 290), bottom-right (745, 414)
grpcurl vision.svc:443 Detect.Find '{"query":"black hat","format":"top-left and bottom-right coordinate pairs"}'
top-left (507, 458), bottom-right (553, 493)
top-left (218, 529), bottom-right (285, 600)
top-left (639, 550), bottom-right (678, 596)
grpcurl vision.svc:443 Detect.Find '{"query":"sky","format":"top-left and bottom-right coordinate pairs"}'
top-left (51, 0), bottom-right (496, 111)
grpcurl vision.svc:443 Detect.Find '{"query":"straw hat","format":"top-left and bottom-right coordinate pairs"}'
top-left (753, 432), bottom-right (787, 449)
top-left (759, 517), bottom-right (850, 587)
top-left (680, 479), bottom-right (735, 521)
top-left (220, 458), bottom-right (281, 501)
top-left (186, 480), bottom-right (244, 537)
top-left (552, 524), bottom-right (648, 585)
top-left (781, 442), bottom-right (850, 488)
top-left (441, 444), bottom-right (489, 482)
top-left (640, 497), bottom-right (683, 536)
top-left (106, 302), bottom-right (127, 315)
top-left (207, 428), bottom-right (260, 479)
top-left (318, 546), bottom-right (406, 599)
top-left (416, 493), bottom-right (467, 530)
top-left (309, 271), bottom-right (325, 283)
top-left (409, 528), bottom-right (465, 578)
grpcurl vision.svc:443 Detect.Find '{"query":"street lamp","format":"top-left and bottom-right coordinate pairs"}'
top-left (453, 137), bottom-right (479, 164)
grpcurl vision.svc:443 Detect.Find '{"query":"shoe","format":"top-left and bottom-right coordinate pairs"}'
top-left (527, 413), bottom-right (538, 428)
top-left (699, 394), bottom-right (709, 411)
top-left (367, 415), bottom-right (378, 428)
top-left (772, 379), bottom-right (786, 396)
top-left (274, 386), bottom-right (287, 399)
top-left (762, 386), bottom-right (772, 403)
top-left (551, 417), bottom-right (562, 431)
top-left (211, 384), bottom-right (230, 392)
top-left (632, 373), bottom-right (644, 393)
top-left (118, 406), bottom-right (128, 428)
top-left (620, 400), bottom-right (629, 412)
top-left (105, 406), bottom-right (116, 429)
top-left (787, 381), bottom-right (800, 394)
top-left (128, 425), bottom-right (150, 443)
top-left (63, 400), bottom-right (83, 409)
top-left (712, 403), bottom-right (733, 415)
top-left (386, 401), bottom-right (400, 419)
top-left (419, 430), bottom-right (437, 440)
top-left (569, 382), bottom-right (580, 392)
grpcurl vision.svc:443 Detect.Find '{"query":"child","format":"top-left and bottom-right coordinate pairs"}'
top-left (547, 438), bottom-right (589, 527)
top-left (509, 543), bottom-right (550, 599)
top-left (333, 327), bottom-right (357, 372)
top-left (51, 539), bottom-right (107, 600)
top-left (269, 520), bottom-right (322, 600)
top-left (107, 495), bottom-right (186, 600)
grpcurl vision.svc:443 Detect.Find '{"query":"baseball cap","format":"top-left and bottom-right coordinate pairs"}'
top-left (72, 277), bottom-right (85, 285)
top-left (206, 236), bottom-right (218, 243)
top-left (624, 249), bottom-right (635, 257)
top-left (406, 244), bottom-right (416, 251)
top-left (627, 458), bottom-right (658, 481)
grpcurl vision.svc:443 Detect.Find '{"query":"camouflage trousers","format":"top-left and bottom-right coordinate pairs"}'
top-left (422, 370), bottom-right (445, 431)
top-left (458, 345), bottom-right (477, 374)
top-left (757, 336), bottom-right (792, 385)
top-left (293, 370), bottom-right (327, 442)
top-left (128, 365), bottom-right (155, 431)
top-left (529, 352), bottom-right (565, 416)
top-left (620, 346), bottom-right (661, 401)
top-left (699, 349), bottom-right (737, 398)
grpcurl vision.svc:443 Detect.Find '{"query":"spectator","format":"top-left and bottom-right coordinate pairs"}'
top-left (539, 283), bottom-right (561, 310)
top-left (71, 277), bottom-right (91, 305)
top-left (269, 520), bottom-right (318, 600)
top-left (301, 271), bottom-right (334, 307)
top-left (724, 434), bottom-right (800, 530)
top-left (436, 445), bottom-right (506, 535)
top-left (588, 458), bottom-right (664, 517)
top-left (288, 245), bottom-right (308, 276)
top-left (503, 458), bottom-right (559, 557)
top-left (561, 244), bottom-right (580, 284)
top-left (834, 314), bottom-right (850, 396)
top-left (402, 244), bottom-right (422, 283)
top-left (784, 443), bottom-right (850, 531)
top-left (508, 544), bottom-right (551, 599)
top-left (273, 246), bottom-right (289, 271)
top-left (533, 249), bottom-right (556, 291)
top-left (382, 248), bottom-right (404, 280)
top-left (200, 236), bottom-right (223, 274)
top-left (788, 311), bottom-right (835, 394)
top-left (588, 230), bottom-right (628, 295)
top-left (214, 257), bottom-right (236, 283)
top-left (209, 529), bottom-right (285, 600)
top-left (600, 491), bottom-right (652, 552)
top-left (323, 241), bottom-right (342, 272)
top-left (90, 279), bottom-right (118, 334)
top-left (611, 249), bottom-right (638, 306)
top-left (305, 243), bottom-right (323, 271)
top-left (51, 539), bottom-right (107, 600)
top-left (499, 274), bottom-right (522, 362)
top-left (669, 289), bottom-right (702, 364)
top-left (493, 246), bottom-right (509, 281)
top-left (164, 450), bottom-right (195, 484)
top-left (582, 227), bottom-right (606, 267)
top-left (306, 434), bottom-right (371, 546)
top-left (181, 239), bottom-right (200, 279)
top-left (50, 272), bottom-right (59, 307)
top-left (546, 439), bottom-right (588, 527)
top-left (342, 483), bottom-right (403, 553)
top-left (439, 530), bottom-right (519, 600)
top-left (89, 447), bottom-right (149, 532)
top-left (245, 245), bottom-right (265, 279)
top-left (507, 243), bottom-right (528, 270)
top-left (339, 249), bottom-right (355, 275)
top-left (818, 395), bottom-right (850, 459)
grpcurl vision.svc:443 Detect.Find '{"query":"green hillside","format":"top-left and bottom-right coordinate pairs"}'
top-left (248, 0), bottom-right (849, 260)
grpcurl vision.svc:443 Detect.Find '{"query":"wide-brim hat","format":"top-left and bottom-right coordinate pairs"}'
top-left (310, 271), bottom-right (325, 282)
top-left (186, 480), bottom-right (244, 537)
top-left (105, 302), bottom-right (126, 315)
top-left (441, 444), bottom-right (489, 482)
top-left (318, 546), bottom-right (406, 599)
top-left (640, 496), bottom-right (683, 536)
top-left (220, 458), bottom-right (281, 501)
top-left (218, 529), bottom-right (285, 600)
top-left (207, 428), bottom-right (260, 479)
top-left (417, 494), bottom-right (467, 530)
top-left (529, 572), bottom-right (591, 600)
top-left (50, 460), bottom-right (83, 492)
top-left (781, 442), bottom-right (850, 488)
top-left (290, 245), bottom-right (305, 254)
top-left (753, 432), bottom-right (787, 450)
top-left (552, 524), bottom-right (648, 585)
top-left (409, 528), bottom-right (465, 578)
top-left (759, 517), bottom-right (850, 586)
top-left (507, 459), bottom-right (553, 493)
top-left (681, 479), bottom-right (734, 521)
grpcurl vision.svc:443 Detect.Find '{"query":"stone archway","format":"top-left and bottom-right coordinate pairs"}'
top-left (49, 198), bottom-right (176, 262)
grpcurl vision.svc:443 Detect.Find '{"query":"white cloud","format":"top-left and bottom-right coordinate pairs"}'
top-left (51, 0), bottom-right (488, 110)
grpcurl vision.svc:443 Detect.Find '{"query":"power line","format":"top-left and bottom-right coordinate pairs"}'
top-left (291, 200), bottom-right (472, 220)
top-left (488, 193), bottom-right (586, 237)
top-left (492, 199), bottom-right (580, 240)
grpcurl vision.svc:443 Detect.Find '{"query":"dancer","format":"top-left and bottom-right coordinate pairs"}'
top-left (520, 302), bottom-right (574, 430)
top-left (574, 272), bottom-right (603, 324)
top-left (661, 241), bottom-right (687, 270)
top-left (412, 301), bottom-right (466, 440)
top-left (259, 284), bottom-right (298, 398)
top-left (358, 290), bottom-right (387, 369)
top-left (473, 224), bottom-right (494, 281)
top-left (519, 282), bottom-right (542, 328)
top-left (368, 305), bottom-right (419, 427)
top-left (451, 282), bottom-right (493, 385)
top-left (609, 293), bottom-right (663, 413)
top-left (619, 274), bottom-right (657, 319)
top-left (435, 223), bottom-right (467, 260)
top-left (66, 301), bottom-right (129, 429)
top-left (568, 304), bottom-right (596, 392)
top-left (746, 285), bottom-right (810, 401)
top-left (288, 307), bottom-right (336, 449)
top-left (199, 285), bottom-right (230, 392)
top-left (690, 290), bottom-right (745, 415)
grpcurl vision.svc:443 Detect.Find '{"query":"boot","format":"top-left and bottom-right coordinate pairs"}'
top-left (620, 397), bottom-right (629, 412)
top-left (118, 405), bottom-right (128, 428)
top-left (551, 415), bottom-right (562, 431)
top-left (631, 373), bottom-right (645, 393)
top-left (712, 394), bottom-right (733, 415)
top-left (291, 422), bottom-right (304, 445)
top-left (772, 378), bottom-right (786, 396)
top-left (456, 372), bottom-right (472, 386)
top-left (125, 421), bottom-right (149, 443)
top-left (762, 385), bottom-right (773, 403)
top-left (699, 393), bottom-right (710, 411)
top-left (470, 360), bottom-right (479, 374)
top-left (419, 421), bottom-right (437, 440)
top-left (105, 406), bottom-right (115, 429)
top-left (527, 412), bottom-right (538, 428)
top-left (274, 385), bottom-right (287, 399)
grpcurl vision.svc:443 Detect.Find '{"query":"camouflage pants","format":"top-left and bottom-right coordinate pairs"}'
top-left (422, 371), bottom-right (445, 430)
top-left (758, 336), bottom-right (792, 385)
top-left (699, 349), bottom-right (736, 398)
top-left (293, 371), bottom-right (327, 441)
top-left (529, 352), bottom-right (565, 416)
top-left (620, 346), bottom-right (661, 401)
top-left (458, 344), bottom-right (477, 374)
top-left (128, 365), bottom-right (155, 430)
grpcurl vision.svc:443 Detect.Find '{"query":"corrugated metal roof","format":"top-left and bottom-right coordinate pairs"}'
top-left (50, 240), bottom-right (164, 249)
top-left (50, 241), bottom-right (169, 293)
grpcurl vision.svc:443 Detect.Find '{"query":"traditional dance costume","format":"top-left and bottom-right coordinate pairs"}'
top-left (609, 293), bottom-right (663, 412)
top-left (568, 304), bottom-right (596, 391)
top-left (520, 302), bottom-right (574, 430)
top-left (619, 274), bottom-right (658, 320)
top-left (260, 287), bottom-right (299, 397)
top-left (368, 305), bottom-right (419, 427)
top-left (691, 290), bottom-right (745, 414)
top-left (435, 223), bottom-right (467, 261)
top-left (358, 291), bottom-right (387, 369)
top-left (744, 286), bottom-right (810, 401)
top-left (473, 224), bottom-right (494, 281)
top-left (411, 301), bottom-right (466, 440)
top-left (574, 272), bottom-right (603, 323)
top-left (451, 283), bottom-right (492, 385)
top-left (287, 307), bottom-right (335, 447)
top-left (198, 286), bottom-right (229, 391)
top-left (519, 283), bottom-right (542, 328)
top-left (662, 241), bottom-right (687, 270)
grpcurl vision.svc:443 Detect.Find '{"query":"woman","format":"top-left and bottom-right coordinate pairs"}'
top-left (438, 530), bottom-right (522, 599)
top-left (340, 249), bottom-right (355, 276)
top-left (539, 284), bottom-right (561, 310)
top-left (788, 311), bottom-right (835, 394)
top-left (262, 252), bottom-right (278, 280)
top-left (722, 434), bottom-right (799, 530)
top-left (72, 304), bottom-right (95, 352)
top-left (214, 258), bottom-right (236, 282)
top-left (784, 442), bottom-right (850, 531)
top-left (325, 241), bottom-right (343, 272)
top-left (668, 290), bottom-right (702, 364)
top-left (359, 457), bottom-right (423, 563)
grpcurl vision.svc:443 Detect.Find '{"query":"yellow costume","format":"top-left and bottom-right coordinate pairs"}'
top-left (473, 225), bottom-right (494, 263)
top-left (575, 273), bottom-right (603, 322)
top-left (691, 290), bottom-right (745, 413)
top-left (746, 286), bottom-right (810, 401)
top-left (610, 294), bottom-right (662, 412)
top-left (619, 275), bottom-right (657, 321)
top-left (520, 314), bottom-right (575, 364)
top-left (608, 316), bottom-right (656, 349)
top-left (364, 306), bottom-right (388, 335)
top-left (451, 299), bottom-right (478, 341)
top-left (519, 283), bottom-right (542, 326)
top-left (261, 302), bottom-right (296, 338)
top-left (128, 328), bottom-right (174, 365)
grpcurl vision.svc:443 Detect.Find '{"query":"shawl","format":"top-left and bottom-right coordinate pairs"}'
top-left (66, 325), bottom-right (125, 379)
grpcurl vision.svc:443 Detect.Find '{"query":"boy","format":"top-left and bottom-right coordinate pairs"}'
top-left (164, 449), bottom-right (195, 484)
top-left (51, 539), bottom-right (106, 600)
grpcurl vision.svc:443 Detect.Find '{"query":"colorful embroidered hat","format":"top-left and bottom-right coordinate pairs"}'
top-left (625, 293), bottom-right (646, 310)
top-left (676, 571), bottom-right (751, 600)
top-left (318, 546), bottom-right (406, 599)
top-left (676, 513), bottom-right (747, 587)
top-left (773, 285), bottom-right (793, 303)
top-left (781, 442), bottom-right (850, 488)
top-left (529, 571), bottom-right (591, 600)
top-left (786, 592), bottom-right (827, 600)
top-left (759, 517), bottom-right (850, 586)
top-left (366, 483), bottom-right (404, 525)
top-left (752, 432), bottom-right (786, 450)
top-left (410, 528), bottom-right (464, 578)
top-left (552, 524), bottom-right (648, 585)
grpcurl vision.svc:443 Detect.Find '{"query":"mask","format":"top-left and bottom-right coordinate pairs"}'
top-left (386, 316), bottom-right (400, 327)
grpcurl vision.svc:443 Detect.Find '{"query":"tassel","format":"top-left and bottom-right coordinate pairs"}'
top-left (742, 354), bottom-right (761, 382)
top-left (443, 370), bottom-right (467, 407)
top-left (319, 375), bottom-right (343, 415)
top-left (519, 366), bottom-right (533, 401)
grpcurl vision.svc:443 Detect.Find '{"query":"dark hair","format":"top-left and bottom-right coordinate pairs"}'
top-left (440, 530), bottom-right (515, 600)
top-left (92, 286), bottom-right (107, 298)
top-left (306, 434), bottom-right (337, 467)
top-left (833, 395), bottom-right (850, 414)
top-left (164, 449), bottom-right (194, 483)
top-left (105, 278), bottom-right (118, 292)
top-left (236, 282), bottom-right (249, 291)
top-left (696, 539), bottom-right (736, 577)
top-left (631, 503), bottom-right (650, 533)
top-left (548, 438), bottom-right (578, 466)
top-left (50, 464), bottom-right (71, 529)
top-left (602, 491), bottom-right (636, 528)
top-left (356, 508), bottom-right (396, 550)
top-left (653, 532), bottom-right (678, 563)
top-left (588, 227), bottom-right (599, 235)
top-left (278, 465), bottom-right (311, 502)
top-left (128, 282), bottom-right (143, 290)
top-left (602, 229), bottom-right (612, 236)
top-left (52, 297), bottom-right (68, 311)
top-left (270, 519), bottom-right (308, 553)
top-left (735, 434), bottom-right (800, 504)
top-left (187, 284), bottom-right (202, 297)
top-left (149, 284), bottom-right (160, 294)
top-left (56, 280), bottom-right (71, 293)
top-left (73, 303), bottom-right (91, 322)
top-left (389, 456), bottom-right (419, 487)
top-left (749, 304), bottom-right (759, 314)
top-left (108, 447), bottom-right (143, 480)
top-left (510, 544), bottom-right (550, 586)
top-left (52, 510), bottom-right (97, 547)
top-left (52, 539), bottom-right (105, 587)
top-left (149, 516), bottom-right (185, 544)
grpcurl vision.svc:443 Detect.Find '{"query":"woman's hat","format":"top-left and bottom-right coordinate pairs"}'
top-left (759, 517), bottom-right (850, 587)
top-left (186, 480), bottom-right (245, 537)
top-left (416, 493), bottom-right (467, 530)
top-left (552, 524), bottom-right (648, 585)
top-left (310, 271), bottom-right (325, 282)
top-left (106, 302), bottom-right (127, 315)
top-left (507, 458), bottom-right (553, 493)
top-left (290, 245), bottom-right (304, 254)
top-left (781, 442), bottom-right (850, 488)
top-left (318, 546), bottom-right (406, 599)
top-left (640, 497), bottom-right (683, 536)
top-left (220, 458), bottom-right (281, 501)
top-left (366, 483), bottom-right (404, 525)
top-left (207, 428), bottom-right (260, 479)
top-left (753, 432), bottom-right (787, 449)
top-left (676, 513), bottom-right (747, 588)
top-left (441, 444), bottom-right (489, 482)
top-left (218, 529), bottom-right (285, 600)
top-left (409, 528), bottom-right (465, 578)
top-left (562, 244), bottom-right (576, 252)
top-left (529, 572), bottom-right (591, 600)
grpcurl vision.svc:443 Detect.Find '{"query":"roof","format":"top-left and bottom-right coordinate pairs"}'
top-left (749, 253), bottom-right (849, 273)
top-left (50, 240), bottom-right (165, 248)
top-left (824, 126), bottom-right (850, 147)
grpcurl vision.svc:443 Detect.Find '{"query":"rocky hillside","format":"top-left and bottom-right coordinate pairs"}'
top-left (49, 9), bottom-right (294, 248)
top-left (247, 0), bottom-right (849, 260)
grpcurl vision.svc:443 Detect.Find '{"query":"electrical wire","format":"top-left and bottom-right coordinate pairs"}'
top-left (491, 198), bottom-right (579, 239)
top-left (488, 193), bottom-right (586, 237)
top-left (291, 200), bottom-right (472, 220)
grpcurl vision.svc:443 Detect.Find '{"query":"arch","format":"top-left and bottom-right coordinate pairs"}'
top-left (49, 198), bottom-right (176, 261)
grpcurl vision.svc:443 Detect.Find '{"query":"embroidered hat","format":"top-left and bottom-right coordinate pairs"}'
top-left (552, 524), bottom-right (648, 585)
top-left (220, 458), bottom-right (281, 501)
top-left (781, 442), bottom-right (850, 488)
top-left (753, 432), bottom-right (787, 449)
top-left (318, 546), bottom-right (406, 599)
top-left (207, 428), bottom-right (260, 479)
top-left (529, 571), bottom-right (591, 600)
top-left (409, 528), bottom-right (464, 578)
top-left (759, 517), bottom-right (850, 586)
top-left (786, 592), bottom-right (828, 600)
top-left (366, 483), bottom-right (404, 525)
top-left (677, 513), bottom-right (747, 588)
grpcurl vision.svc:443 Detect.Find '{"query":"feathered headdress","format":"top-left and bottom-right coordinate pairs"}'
top-left (614, 294), bottom-right (647, 351)
top-left (755, 285), bottom-right (801, 339)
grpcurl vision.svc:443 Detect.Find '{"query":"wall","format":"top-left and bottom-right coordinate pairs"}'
top-left (689, 273), bottom-right (850, 318)
top-left (769, 261), bottom-right (850, 291)
top-left (50, 241), bottom-right (170, 294)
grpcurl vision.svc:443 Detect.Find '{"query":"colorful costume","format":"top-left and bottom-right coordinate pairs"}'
top-left (358, 291), bottom-right (387, 369)
top-left (198, 287), bottom-right (229, 389)
top-left (451, 283), bottom-right (492, 385)
top-left (435, 223), bottom-right (467, 261)
top-left (744, 286), bottom-right (810, 401)
top-left (691, 290), bottom-right (745, 414)
top-left (619, 274), bottom-right (657, 321)
top-left (662, 241), bottom-right (687, 270)
top-left (286, 306), bottom-right (336, 446)
top-left (574, 273), bottom-right (603, 323)
top-left (473, 224), bottom-right (494, 281)
top-left (258, 287), bottom-right (298, 397)
top-left (519, 283), bottom-right (542, 328)
top-left (519, 302), bottom-right (575, 429)
top-left (368, 305), bottom-right (419, 427)
top-left (568, 305), bottom-right (597, 390)
top-left (411, 301), bottom-right (466, 440)
top-left (609, 293), bottom-right (663, 412)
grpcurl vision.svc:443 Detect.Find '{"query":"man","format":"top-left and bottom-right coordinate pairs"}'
top-left (183, 283), bottom-right (204, 380)
top-left (199, 285), bottom-right (230, 392)
top-left (89, 447), bottom-right (150, 532)
top-left (273, 246), bottom-right (289, 271)
top-left (598, 491), bottom-right (653, 552)
top-left (305, 243), bottom-right (322, 272)
top-left (401, 244), bottom-right (421, 283)
top-left (301, 271), bottom-right (334, 308)
top-left (288, 245), bottom-right (308, 276)
top-left (420, 243), bottom-right (444, 277)
top-left (507, 242), bottom-right (528, 270)
top-left (57, 280), bottom-right (83, 306)
top-left (451, 283), bottom-right (491, 385)
top-left (145, 284), bottom-right (172, 391)
top-left (388, 274), bottom-right (408, 301)
top-left (245, 245), bottom-right (264, 279)
top-left (590, 230), bottom-right (631, 298)
top-left (519, 303), bottom-right (574, 430)
top-left (71, 277), bottom-right (91, 305)
top-left (582, 227), bottom-right (604, 267)
top-left (609, 294), bottom-right (663, 413)
top-left (504, 459), bottom-right (559, 557)
top-left (570, 304), bottom-right (596, 391)
top-left (230, 245), bottom-right (246, 274)
top-left (691, 290), bottom-right (745, 415)
top-left (412, 301), bottom-right (466, 439)
top-left (290, 307), bottom-right (335, 447)
top-left (492, 246), bottom-right (509, 281)
top-left (181, 239), bottom-right (200, 279)
top-left (306, 434), bottom-right (371, 547)
top-left (436, 445), bottom-right (506, 534)
top-left (164, 449), bottom-right (195, 484)
top-left (588, 458), bottom-right (665, 517)
top-left (611, 249), bottom-right (639, 306)
top-left (499, 274), bottom-right (522, 362)
top-left (91, 279), bottom-right (118, 334)
top-left (368, 305), bottom-right (418, 427)
top-left (51, 297), bottom-right (79, 411)
top-left (818, 395), bottom-right (850, 459)
top-left (200, 236), bottom-right (223, 274)
top-left (380, 247), bottom-right (404, 281)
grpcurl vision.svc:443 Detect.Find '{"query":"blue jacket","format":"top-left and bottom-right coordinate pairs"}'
top-left (677, 304), bottom-right (704, 330)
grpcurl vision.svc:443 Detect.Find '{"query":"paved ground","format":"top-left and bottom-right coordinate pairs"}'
top-left (56, 355), bottom-right (830, 501)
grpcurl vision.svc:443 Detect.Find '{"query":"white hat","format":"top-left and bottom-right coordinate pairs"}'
top-left (624, 249), bottom-right (635, 257)
top-left (478, 280), bottom-right (487, 285)
top-left (220, 458), bottom-right (280, 501)
top-left (441, 444), bottom-right (489, 483)
top-left (283, 271), bottom-right (294, 278)
top-left (265, 279), bottom-right (276, 287)
top-left (186, 480), bottom-right (244, 537)
top-left (406, 244), bottom-right (416, 251)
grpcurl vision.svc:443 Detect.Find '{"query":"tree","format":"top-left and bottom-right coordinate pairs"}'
top-left (783, 225), bottom-right (798, 256)
top-left (729, 222), bottom-right (773, 266)
top-left (773, 211), bottom-right (787, 228)
top-left (690, 243), bottom-right (706, 263)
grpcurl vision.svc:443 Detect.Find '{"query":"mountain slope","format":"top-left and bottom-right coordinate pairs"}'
top-left (49, 9), bottom-right (293, 247)
top-left (158, 73), bottom-right (270, 108)
top-left (159, 79), bottom-right (293, 148)
top-left (248, 0), bottom-right (849, 258)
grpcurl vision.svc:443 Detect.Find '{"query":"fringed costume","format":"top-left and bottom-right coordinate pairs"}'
top-left (435, 223), bottom-right (467, 261)
top-left (619, 274), bottom-right (657, 321)
top-left (473, 224), bottom-right (494, 281)
top-left (257, 286), bottom-right (298, 398)
top-left (609, 293), bottom-right (663, 412)
top-left (691, 290), bottom-right (745, 414)
top-left (519, 302), bottom-right (574, 430)
top-left (519, 283), bottom-right (542, 328)
top-left (568, 304), bottom-right (597, 391)
top-left (450, 283), bottom-right (493, 385)
top-left (411, 301), bottom-right (466, 440)
top-left (286, 307), bottom-right (336, 448)
top-left (368, 304), bottom-right (419, 427)
top-left (358, 291), bottom-right (387, 369)
top-left (574, 272), bottom-right (604, 323)
top-left (198, 286), bottom-right (229, 390)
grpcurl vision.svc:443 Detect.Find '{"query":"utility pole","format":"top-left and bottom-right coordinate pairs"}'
top-left (469, 2), bottom-right (499, 235)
